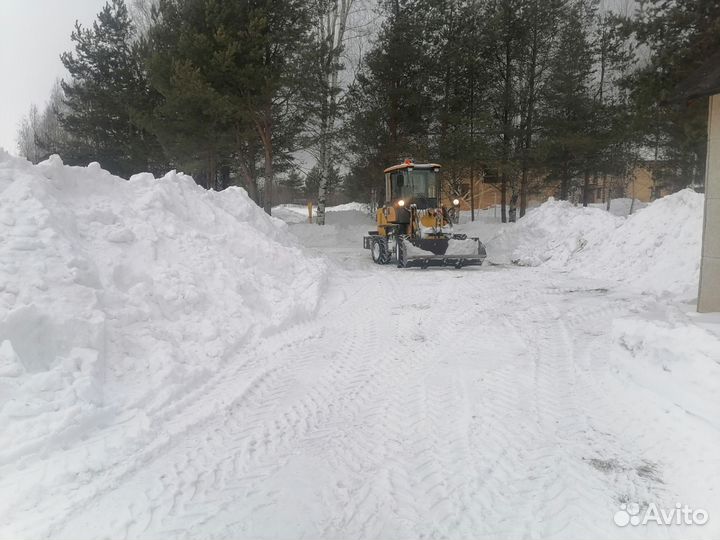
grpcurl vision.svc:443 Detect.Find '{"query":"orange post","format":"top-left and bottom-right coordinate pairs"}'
top-left (308, 201), bottom-right (313, 223)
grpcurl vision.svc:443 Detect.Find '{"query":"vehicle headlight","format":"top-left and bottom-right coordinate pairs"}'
top-left (398, 199), bottom-right (405, 207)
top-left (453, 198), bottom-right (460, 206)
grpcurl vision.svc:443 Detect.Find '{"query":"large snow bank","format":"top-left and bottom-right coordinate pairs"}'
top-left (589, 197), bottom-right (647, 217)
top-left (573, 189), bottom-right (702, 298)
top-left (0, 151), bottom-right (326, 464)
top-left (487, 190), bottom-right (703, 298)
top-left (488, 198), bottom-right (623, 268)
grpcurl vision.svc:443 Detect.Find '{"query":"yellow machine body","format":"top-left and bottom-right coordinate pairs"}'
top-left (363, 160), bottom-right (487, 268)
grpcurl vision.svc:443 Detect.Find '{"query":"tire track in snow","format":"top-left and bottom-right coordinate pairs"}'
top-left (452, 289), bottom-right (627, 538)
top-left (50, 271), bottom-right (415, 538)
top-left (19, 271), bottom-right (384, 538)
top-left (11, 253), bottom-right (713, 540)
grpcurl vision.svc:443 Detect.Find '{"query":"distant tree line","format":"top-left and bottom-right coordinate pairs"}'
top-left (343, 0), bottom-right (720, 221)
top-left (16, 0), bottom-right (720, 221)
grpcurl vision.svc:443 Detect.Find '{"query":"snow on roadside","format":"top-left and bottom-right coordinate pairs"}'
top-left (273, 201), bottom-right (370, 223)
top-left (284, 211), bottom-right (374, 264)
top-left (485, 198), bottom-right (622, 267)
top-left (0, 151), bottom-right (326, 467)
top-left (325, 201), bottom-right (369, 213)
top-left (485, 189), bottom-right (703, 298)
top-left (573, 189), bottom-right (703, 300)
top-left (610, 314), bottom-right (720, 430)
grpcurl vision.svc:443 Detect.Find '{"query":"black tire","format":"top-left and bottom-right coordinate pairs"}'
top-left (478, 241), bottom-right (487, 259)
top-left (371, 237), bottom-right (391, 265)
top-left (396, 237), bottom-right (407, 268)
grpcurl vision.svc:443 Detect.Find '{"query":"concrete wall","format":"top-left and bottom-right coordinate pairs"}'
top-left (698, 94), bottom-right (720, 312)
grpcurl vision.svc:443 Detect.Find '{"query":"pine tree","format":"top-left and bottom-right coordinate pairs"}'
top-left (344, 0), bottom-right (436, 201)
top-left (625, 0), bottom-right (720, 191)
top-left (146, 0), bottom-right (311, 209)
top-left (428, 0), bottom-right (490, 208)
top-left (281, 170), bottom-right (304, 192)
top-left (537, 0), bottom-right (597, 201)
top-left (144, 0), bottom-right (235, 189)
top-left (483, 0), bottom-right (526, 221)
top-left (60, 0), bottom-right (164, 176)
top-left (516, 0), bottom-right (565, 216)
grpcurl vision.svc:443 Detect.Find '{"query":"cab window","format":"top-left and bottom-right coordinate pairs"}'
top-left (392, 170), bottom-right (437, 199)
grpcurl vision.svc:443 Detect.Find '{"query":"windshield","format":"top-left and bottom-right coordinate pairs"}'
top-left (391, 170), bottom-right (437, 200)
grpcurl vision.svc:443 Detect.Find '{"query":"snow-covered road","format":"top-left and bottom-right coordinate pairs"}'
top-left (2, 206), bottom-right (719, 540)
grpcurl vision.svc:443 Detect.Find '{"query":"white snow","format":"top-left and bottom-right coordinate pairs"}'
top-left (272, 201), bottom-right (370, 224)
top-left (325, 201), bottom-right (370, 213)
top-left (0, 151), bottom-right (326, 514)
top-left (589, 197), bottom-right (648, 217)
top-left (1, 157), bottom-right (718, 540)
top-left (574, 190), bottom-right (703, 299)
top-left (483, 198), bottom-right (623, 267)
top-left (611, 313), bottom-right (720, 429)
top-left (482, 190), bottom-right (704, 299)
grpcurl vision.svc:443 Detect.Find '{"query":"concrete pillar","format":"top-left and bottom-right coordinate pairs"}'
top-left (698, 94), bottom-right (720, 312)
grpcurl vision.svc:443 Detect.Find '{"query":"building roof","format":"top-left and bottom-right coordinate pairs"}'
top-left (383, 161), bottom-right (441, 173)
top-left (668, 50), bottom-right (720, 103)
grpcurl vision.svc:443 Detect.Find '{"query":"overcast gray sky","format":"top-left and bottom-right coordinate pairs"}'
top-left (0, 0), bottom-right (106, 154)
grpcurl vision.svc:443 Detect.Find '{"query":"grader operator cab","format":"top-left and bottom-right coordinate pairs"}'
top-left (363, 160), bottom-right (487, 268)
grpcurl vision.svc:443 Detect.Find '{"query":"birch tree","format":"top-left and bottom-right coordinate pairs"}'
top-left (311, 0), bottom-right (354, 225)
top-left (17, 105), bottom-right (41, 163)
top-left (16, 81), bottom-right (73, 163)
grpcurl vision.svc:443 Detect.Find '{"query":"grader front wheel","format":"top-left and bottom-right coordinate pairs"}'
top-left (371, 237), bottom-right (392, 265)
top-left (396, 236), bottom-right (407, 268)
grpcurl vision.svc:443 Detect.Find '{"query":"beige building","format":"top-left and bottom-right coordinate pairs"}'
top-left (448, 166), bottom-right (666, 213)
top-left (583, 166), bottom-right (675, 206)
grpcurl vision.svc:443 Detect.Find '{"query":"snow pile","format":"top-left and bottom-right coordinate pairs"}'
top-left (285, 210), bottom-right (373, 260)
top-left (0, 152), bottom-right (326, 463)
top-left (611, 316), bottom-right (720, 429)
top-left (487, 198), bottom-right (622, 267)
top-left (325, 201), bottom-right (369, 213)
top-left (573, 189), bottom-right (703, 298)
top-left (271, 204), bottom-right (310, 224)
top-left (273, 202), bottom-right (370, 224)
top-left (487, 190), bottom-right (704, 298)
top-left (589, 197), bottom-right (647, 217)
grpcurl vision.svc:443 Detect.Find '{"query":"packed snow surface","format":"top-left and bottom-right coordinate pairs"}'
top-left (1, 158), bottom-right (718, 540)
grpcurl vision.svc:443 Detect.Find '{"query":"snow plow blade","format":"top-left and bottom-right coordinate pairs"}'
top-left (398, 235), bottom-right (487, 268)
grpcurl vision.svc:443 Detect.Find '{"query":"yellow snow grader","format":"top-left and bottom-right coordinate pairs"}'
top-left (363, 160), bottom-right (486, 268)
